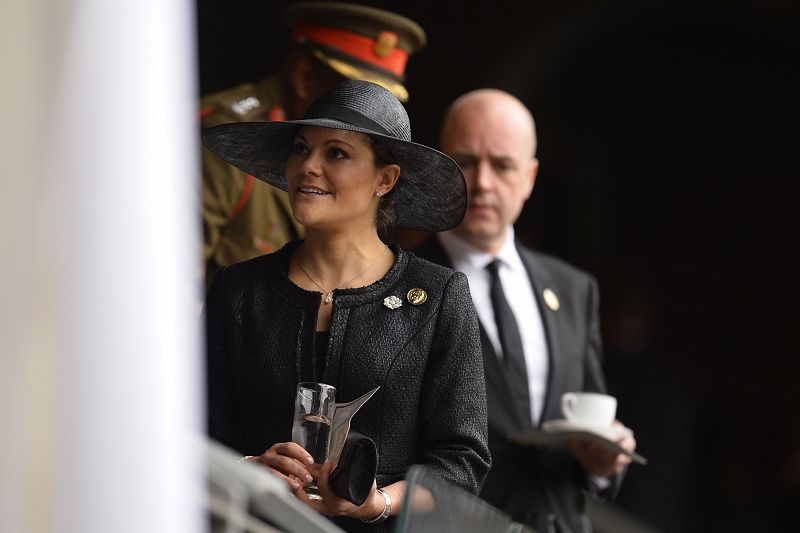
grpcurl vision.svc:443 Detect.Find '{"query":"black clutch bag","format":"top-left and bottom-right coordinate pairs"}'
top-left (329, 431), bottom-right (378, 506)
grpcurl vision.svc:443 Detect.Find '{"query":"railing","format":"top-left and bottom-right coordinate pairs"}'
top-left (396, 465), bottom-right (535, 533)
top-left (207, 440), bottom-right (346, 533)
top-left (207, 439), bottom-right (535, 533)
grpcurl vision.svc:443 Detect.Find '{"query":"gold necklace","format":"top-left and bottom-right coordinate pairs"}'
top-left (299, 244), bottom-right (388, 305)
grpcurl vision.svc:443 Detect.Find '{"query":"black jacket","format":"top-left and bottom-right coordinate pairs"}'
top-left (415, 236), bottom-right (610, 533)
top-left (206, 241), bottom-right (490, 531)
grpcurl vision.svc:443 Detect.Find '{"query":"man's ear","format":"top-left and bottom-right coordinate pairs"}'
top-left (524, 158), bottom-right (539, 200)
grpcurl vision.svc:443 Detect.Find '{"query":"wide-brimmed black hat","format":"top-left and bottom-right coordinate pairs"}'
top-left (202, 80), bottom-right (466, 232)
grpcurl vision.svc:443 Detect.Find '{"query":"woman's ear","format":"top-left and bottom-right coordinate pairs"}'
top-left (377, 164), bottom-right (401, 196)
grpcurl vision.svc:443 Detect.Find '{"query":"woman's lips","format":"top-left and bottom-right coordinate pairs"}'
top-left (298, 186), bottom-right (330, 196)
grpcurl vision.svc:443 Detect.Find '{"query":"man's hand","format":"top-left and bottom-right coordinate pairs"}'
top-left (567, 420), bottom-right (636, 478)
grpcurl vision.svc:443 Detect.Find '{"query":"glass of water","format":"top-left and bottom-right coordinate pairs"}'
top-left (291, 382), bottom-right (336, 500)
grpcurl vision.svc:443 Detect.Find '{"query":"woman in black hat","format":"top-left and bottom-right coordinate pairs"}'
top-left (204, 80), bottom-right (489, 529)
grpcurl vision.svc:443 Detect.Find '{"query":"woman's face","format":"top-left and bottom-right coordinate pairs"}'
top-left (285, 126), bottom-right (398, 231)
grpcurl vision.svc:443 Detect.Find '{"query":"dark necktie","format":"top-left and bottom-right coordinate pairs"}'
top-left (486, 260), bottom-right (533, 427)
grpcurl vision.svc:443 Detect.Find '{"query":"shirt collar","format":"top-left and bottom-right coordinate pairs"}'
top-left (439, 226), bottom-right (524, 274)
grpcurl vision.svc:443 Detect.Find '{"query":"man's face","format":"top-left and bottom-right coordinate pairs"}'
top-left (440, 98), bottom-right (537, 253)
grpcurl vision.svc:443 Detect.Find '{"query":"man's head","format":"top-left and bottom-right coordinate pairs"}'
top-left (440, 89), bottom-right (539, 254)
top-left (283, 2), bottom-right (426, 118)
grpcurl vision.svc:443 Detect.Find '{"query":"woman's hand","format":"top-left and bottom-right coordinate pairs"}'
top-left (296, 461), bottom-right (386, 521)
top-left (247, 442), bottom-right (316, 493)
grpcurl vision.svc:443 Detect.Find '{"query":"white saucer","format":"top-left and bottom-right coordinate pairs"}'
top-left (508, 419), bottom-right (647, 465)
top-left (542, 419), bottom-right (633, 441)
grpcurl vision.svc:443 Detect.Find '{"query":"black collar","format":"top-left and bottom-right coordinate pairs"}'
top-left (267, 240), bottom-right (408, 310)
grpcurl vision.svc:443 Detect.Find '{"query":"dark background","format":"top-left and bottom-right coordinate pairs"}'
top-left (197, 1), bottom-right (799, 531)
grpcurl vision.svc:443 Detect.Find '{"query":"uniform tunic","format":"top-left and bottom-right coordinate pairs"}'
top-left (200, 75), bottom-right (305, 287)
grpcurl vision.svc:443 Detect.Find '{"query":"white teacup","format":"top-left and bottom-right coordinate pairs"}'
top-left (560, 392), bottom-right (617, 427)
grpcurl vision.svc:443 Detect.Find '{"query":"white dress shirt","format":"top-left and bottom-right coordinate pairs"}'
top-left (438, 227), bottom-right (549, 427)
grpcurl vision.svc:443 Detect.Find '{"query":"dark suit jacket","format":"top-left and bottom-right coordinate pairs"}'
top-left (414, 236), bottom-right (608, 533)
top-left (205, 241), bottom-right (491, 532)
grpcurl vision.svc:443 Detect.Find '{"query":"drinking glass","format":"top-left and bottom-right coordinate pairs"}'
top-left (291, 382), bottom-right (336, 500)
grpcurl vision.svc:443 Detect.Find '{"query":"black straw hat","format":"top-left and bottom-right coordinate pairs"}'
top-left (202, 80), bottom-right (467, 232)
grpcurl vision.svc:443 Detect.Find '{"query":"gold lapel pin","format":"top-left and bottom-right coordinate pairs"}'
top-left (543, 288), bottom-right (560, 311)
top-left (406, 288), bottom-right (427, 305)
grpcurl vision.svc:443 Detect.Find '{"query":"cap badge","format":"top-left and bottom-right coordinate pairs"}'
top-left (374, 31), bottom-right (398, 58)
top-left (406, 288), bottom-right (427, 306)
top-left (543, 288), bottom-right (560, 311)
top-left (383, 295), bottom-right (402, 310)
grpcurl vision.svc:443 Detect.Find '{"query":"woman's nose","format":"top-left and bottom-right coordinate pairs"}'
top-left (300, 149), bottom-right (322, 176)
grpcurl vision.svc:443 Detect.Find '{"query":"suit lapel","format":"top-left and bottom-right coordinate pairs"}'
top-left (517, 243), bottom-right (564, 425)
top-left (415, 236), bottom-right (530, 432)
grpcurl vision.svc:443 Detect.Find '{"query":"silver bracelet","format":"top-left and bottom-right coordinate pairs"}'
top-left (361, 487), bottom-right (391, 523)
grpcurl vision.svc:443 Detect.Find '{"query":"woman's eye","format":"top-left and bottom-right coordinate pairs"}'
top-left (329, 147), bottom-right (347, 159)
top-left (292, 142), bottom-right (308, 154)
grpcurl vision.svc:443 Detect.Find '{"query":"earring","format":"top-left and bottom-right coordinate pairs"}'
top-left (376, 191), bottom-right (383, 197)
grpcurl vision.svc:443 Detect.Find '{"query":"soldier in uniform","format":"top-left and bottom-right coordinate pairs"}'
top-left (200, 2), bottom-right (426, 286)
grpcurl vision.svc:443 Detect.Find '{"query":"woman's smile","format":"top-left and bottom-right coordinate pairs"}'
top-left (285, 126), bottom-right (391, 229)
top-left (297, 185), bottom-right (331, 197)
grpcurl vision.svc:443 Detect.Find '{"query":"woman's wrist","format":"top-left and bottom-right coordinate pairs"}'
top-left (360, 487), bottom-right (391, 523)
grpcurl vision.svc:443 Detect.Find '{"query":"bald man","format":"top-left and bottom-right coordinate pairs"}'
top-left (414, 89), bottom-right (636, 532)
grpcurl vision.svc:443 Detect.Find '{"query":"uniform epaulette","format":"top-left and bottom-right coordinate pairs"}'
top-left (199, 81), bottom-right (268, 124)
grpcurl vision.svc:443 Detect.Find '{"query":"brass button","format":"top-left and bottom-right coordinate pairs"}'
top-left (406, 288), bottom-right (427, 305)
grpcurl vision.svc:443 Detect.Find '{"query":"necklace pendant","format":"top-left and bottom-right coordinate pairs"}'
top-left (324, 291), bottom-right (333, 304)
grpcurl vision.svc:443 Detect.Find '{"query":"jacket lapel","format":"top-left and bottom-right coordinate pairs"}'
top-left (416, 236), bottom-right (530, 432)
top-left (517, 243), bottom-right (564, 426)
